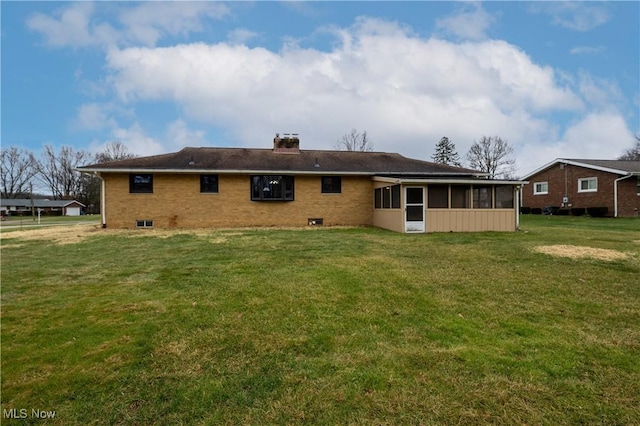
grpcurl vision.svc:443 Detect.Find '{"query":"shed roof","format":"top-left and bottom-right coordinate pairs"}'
top-left (79, 147), bottom-right (486, 177)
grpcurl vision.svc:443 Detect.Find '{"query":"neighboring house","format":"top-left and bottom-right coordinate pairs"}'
top-left (78, 134), bottom-right (524, 233)
top-left (521, 159), bottom-right (640, 217)
top-left (0, 198), bottom-right (86, 217)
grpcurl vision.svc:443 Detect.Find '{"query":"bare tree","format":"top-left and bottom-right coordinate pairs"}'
top-left (335, 129), bottom-right (373, 152)
top-left (618, 135), bottom-right (640, 161)
top-left (0, 147), bottom-right (38, 198)
top-left (466, 136), bottom-right (516, 179)
top-left (432, 136), bottom-right (462, 167)
top-left (94, 141), bottom-right (136, 163)
top-left (34, 145), bottom-right (92, 199)
top-left (79, 142), bottom-right (137, 213)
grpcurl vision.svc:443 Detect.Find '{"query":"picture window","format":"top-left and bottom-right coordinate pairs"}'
top-left (251, 175), bottom-right (294, 201)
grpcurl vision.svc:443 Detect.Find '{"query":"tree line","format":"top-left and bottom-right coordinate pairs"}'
top-left (0, 141), bottom-right (134, 213)
top-left (4, 133), bottom-right (638, 212)
top-left (338, 129), bottom-right (640, 179)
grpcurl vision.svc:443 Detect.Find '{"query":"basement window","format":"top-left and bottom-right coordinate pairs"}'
top-left (135, 220), bottom-right (153, 228)
top-left (251, 175), bottom-right (294, 201)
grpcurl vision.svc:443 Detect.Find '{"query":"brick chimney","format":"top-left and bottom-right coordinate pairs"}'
top-left (273, 133), bottom-right (300, 154)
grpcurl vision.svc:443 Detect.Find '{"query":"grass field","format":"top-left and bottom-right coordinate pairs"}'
top-left (1, 216), bottom-right (639, 424)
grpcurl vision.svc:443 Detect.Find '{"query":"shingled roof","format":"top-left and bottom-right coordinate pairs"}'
top-left (521, 158), bottom-right (640, 179)
top-left (80, 147), bottom-right (485, 177)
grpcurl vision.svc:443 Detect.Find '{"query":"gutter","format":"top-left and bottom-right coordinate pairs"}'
top-left (78, 168), bottom-right (490, 178)
top-left (614, 173), bottom-right (638, 217)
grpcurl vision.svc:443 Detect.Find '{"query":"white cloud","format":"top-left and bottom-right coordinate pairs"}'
top-left (73, 103), bottom-right (117, 131)
top-left (518, 113), bottom-right (634, 175)
top-left (119, 2), bottom-right (229, 46)
top-left (27, 1), bottom-right (229, 48)
top-left (87, 119), bottom-right (206, 158)
top-left (111, 123), bottom-right (165, 156)
top-left (570, 46), bottom-right (605, 55)
top-left (103, 17), bottom-right (595, 173)
top-left (528, 2), bottom-right (610, 32)
top-left (166, 119), bottom-right (206, 150)
top-left (27, 2), bottom-right (96, 47)
top-left (435, 2), bottom-right (497, 40)
top-left (227, 28), bottom-right (260, 45)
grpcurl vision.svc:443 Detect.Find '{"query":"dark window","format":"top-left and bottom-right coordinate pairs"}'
top-left (495, 186), bottom-right (514, 208)
top-left (473, 186), bottom-right (493, 209)
top-left (451, 185), bottom-right (471, 208)
top-left (375, 185), bottom-right (400, 209)
top-left (135, 220), bottom-right (153, 228)
top-left (382, 187), bottom-right (391, 208)
top-left (130, 174), bottom-right (153, 193)
top-left (321, 176), bottom-right (342, 193)
top-left (200, 175), bottom-right (219, 193)
top-left (428, 185), bottom-right (449, 208)
top-left (251, 175), bottom-right (294, 201)
top-left (391, 185), bottom-right (401, 208)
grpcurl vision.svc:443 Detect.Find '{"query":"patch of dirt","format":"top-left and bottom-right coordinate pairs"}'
top-left (533, 245), bottom-right (630, 261)
top-left (1, 224), bottom-right (103, 245)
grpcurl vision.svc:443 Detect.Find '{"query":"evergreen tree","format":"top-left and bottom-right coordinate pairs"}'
top-left (432, 137), bottom-right (462, 166)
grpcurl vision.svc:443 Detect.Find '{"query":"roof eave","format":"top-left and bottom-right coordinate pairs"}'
top-left (521, 158), bottom-right (638, 180)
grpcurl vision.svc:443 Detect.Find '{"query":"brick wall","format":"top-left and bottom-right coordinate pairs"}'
top-left (103, 173), bottom-right (374, 229)
top-left (522, 164), bottom-right (640, 217)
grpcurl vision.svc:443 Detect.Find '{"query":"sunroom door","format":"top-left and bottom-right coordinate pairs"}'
top-left (405, 187), bottom-right (425, 233)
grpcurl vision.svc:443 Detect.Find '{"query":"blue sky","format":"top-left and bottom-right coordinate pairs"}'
top-left (2, 1), bottom-right (638, 175)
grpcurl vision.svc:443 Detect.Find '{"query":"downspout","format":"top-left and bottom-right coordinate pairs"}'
top-left (516, 185), bottom-right (521, 230)
top-left (99, 172), bottom-right (106, 228)
top-left (614, 174), bottom-right (634, 218)
top-left (87, 171), bottom-right (107, 228)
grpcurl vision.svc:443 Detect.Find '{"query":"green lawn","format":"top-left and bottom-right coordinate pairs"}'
top-left (1, 216), bottom-right (639, 424)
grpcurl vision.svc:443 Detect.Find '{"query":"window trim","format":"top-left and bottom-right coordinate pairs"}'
top-left (578, 177), bottom-right (598, 193)
top-left (533, 181), bottom-right (548, 195)
top-left (129, 174), bottom-right (153, 193)
top-left (200, 174), bottom-right (219, 193)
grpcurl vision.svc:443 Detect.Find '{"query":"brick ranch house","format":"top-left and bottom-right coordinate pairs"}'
top-left (521, 159), bottom-right (640, 217)
top-left (78, 134), bottom-right (524, 233)
top-left (0, 198), bottom-right (85, 217)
